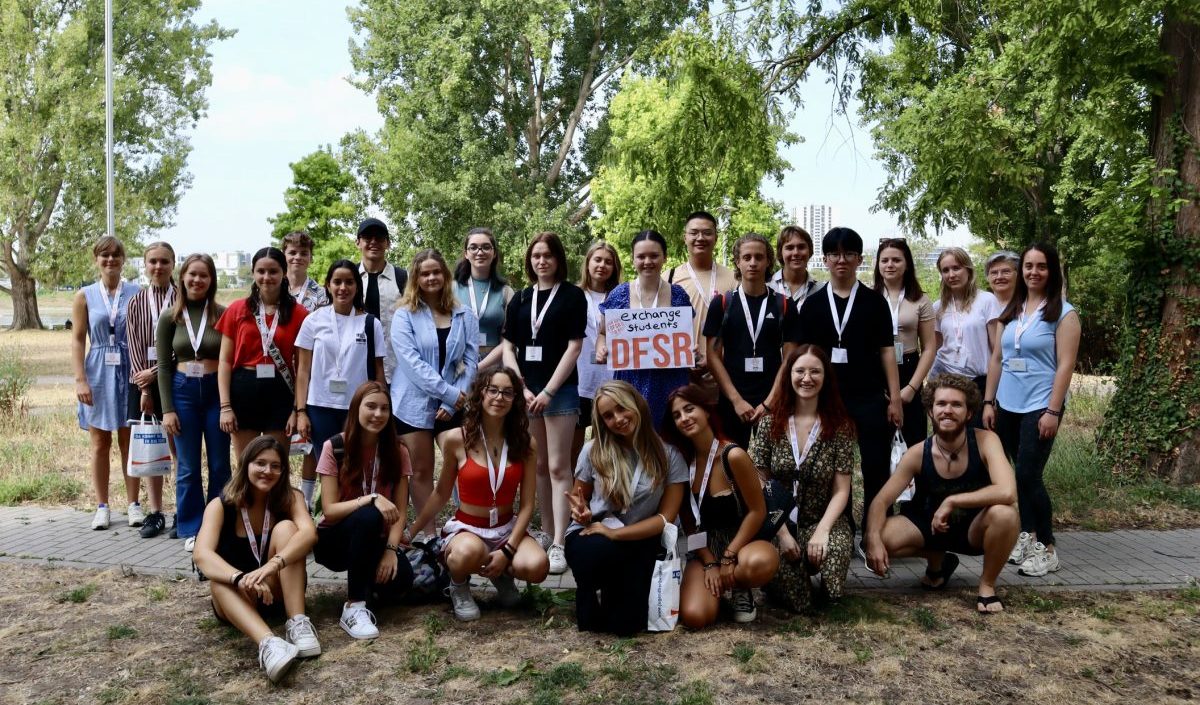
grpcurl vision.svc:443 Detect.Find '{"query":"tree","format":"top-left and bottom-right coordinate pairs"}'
top-left (0, 0), bottom-right (230, 329)
top-left (346, 0), bottom-right (697, 280)
top-left (269, 146), bottom-right (363, 246)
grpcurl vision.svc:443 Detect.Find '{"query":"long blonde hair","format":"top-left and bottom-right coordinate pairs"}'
top-left (936, 247), bottom-right (978, 319)
top-left (400, 248), bottom-right (458, 314)
top-left (588, 381), bottom-right (668, 510)
top-left (578, 240), bottom-right (622, 293)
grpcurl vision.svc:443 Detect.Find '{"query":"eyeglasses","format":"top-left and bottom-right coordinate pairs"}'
top-left (685, 229), bottom-right (716, 238)
top-left (483, 385), bottom-right (516, 401)
top-left (466, 244), bottom-right (494, 253)
top-left (825, 251), bottom-right (861, 261)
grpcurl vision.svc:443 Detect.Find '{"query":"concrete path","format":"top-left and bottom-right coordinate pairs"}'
top-left (1, 506), bottom-right (1196, 593)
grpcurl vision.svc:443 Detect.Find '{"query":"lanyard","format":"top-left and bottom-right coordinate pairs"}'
top-left (362, 451), bottom-right (379, 497)
top-left (826, 281), bottom-right (859, 348)
top-left (530, 283), bottom-right (560, 343)
top-left (788, 416), bottom-right (822, 511)
top-left (148, 285), bottom-right (174, 326)
top-left (885, 288), bottom-right (905, 338)
top-left (585, 289), bottom-right (604, 335)
top-left (183, 304), bottom-right (209, 360)
top-left (481, 434), bottom-right (509, 506)
top-left (737, 287), bottom-right (769, 356)
top-left (328, 309), bottom-right (356, 379)
top-left (633, 279), bottom-right (664, 309)
top-left (947, 300), bottom-right (965, 353)
top-left (100, 284), bottom-right (122, 345)
top-left (255, 304), bottom-right (281, 358)
top-left (293, 280), bottom-right (310, 309)
top-left (629, 459), bottom-right (646, 505)
top-left (1013, 300), bottom-right (1045, 353)
top-left (239, 506), bottom-right (272, 567)
top-left (468, 279), bottom-right (491, 318)
top-left (685, 263), bottom-right (716, 308)
top-left (687, 438), bottom-right (719, 528)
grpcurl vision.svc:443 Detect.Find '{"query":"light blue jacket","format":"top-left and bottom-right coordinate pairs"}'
top-left (389, 303), bottom-right (479, 429)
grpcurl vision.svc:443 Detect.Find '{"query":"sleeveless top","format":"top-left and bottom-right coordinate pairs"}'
top-left (455, 279), bottom-right (507, 347)
top-left (456, 455), bottom-right (523, 507)
top-left (216, 501), bottom-right (273, 573)
top-left (911, 429), bottom-right (988, 520)
top-left (694, 444), bottom-right (745, 532)
top-left (77, 281), bottom-right (140, 431)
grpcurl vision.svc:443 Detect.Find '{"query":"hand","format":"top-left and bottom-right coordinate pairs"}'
top-left (693, 347), bottom-right (705, 369)
top-left (931, 499), bottom-right (953, 534)
top-left (528, 391), bottom-right (549, 415)
top-left (285, 411), bottom-right (298, 436)
top-left (373, 495), bottom-right (402, 525)
top-left (435, 407), bottom-right (452, 422)
top-left (702, 563), bottom-right (722, 596)
top-left (478, 549), bottom-right (510, 579)
top-left (733, 398), bottom-right (756, 423)
top-left (239, 564), bottom-right (278, 604)
top-left (887, 397), bottom-right (904, 427)
top-left (219, 409), bottom-right (237, 433)
top-left (776, 527), bottom-right (802, 562)
top-left (751, 403), bottom-right (767, 423)
top-left (865, 534), bottom-right (890, 576)
top-left (807, 528), bottom-right (830, 568)
top-left (76, 381), bottom-right (93, 406)
top-left (718, 557), bottom-right (737, 591)
top-left (762, 391), bottom-right (778, 413)
top-left (982, 404), bottom-right (996, 430)
top-left (135, 368), bottom-right (157, 388)
top-left (1038, 411), bottom-right (1061, 440)
top-left (162, 412), bottom-right (181, 436)
top-left (295, 412), bottom-right (311, 439)
top-left (594, 341), bottom-right (608, 364)
top-left (376, 548), bottom-right (399, 584)
top-left (566, 487), bottom-right (592, 524)
top-left (454, 392), bottom-right (466, 410)
top-left (900, 384), bottom-right (916, 404)
top-left (139, 391), bottom-right (155, 415)
top-left (580, 521), bottom-right (615, 539)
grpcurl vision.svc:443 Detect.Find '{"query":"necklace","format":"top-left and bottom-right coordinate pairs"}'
top-left (933, 434), bottom-right (967, 463)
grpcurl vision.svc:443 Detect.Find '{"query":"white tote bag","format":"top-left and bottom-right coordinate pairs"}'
top-left (127, 415), bottom-right (172, 477)
top-left (288, 433), bottom-right (313, 456)
top-left (889, 429), bottom-right (915, 503)
top-left (647, 521), bottom-right (682, 632)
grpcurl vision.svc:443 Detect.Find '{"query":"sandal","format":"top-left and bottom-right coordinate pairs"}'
top-left (976, 594), bottom-right (1004, 614)
top-left (920, 553), bottom-right (959, 590)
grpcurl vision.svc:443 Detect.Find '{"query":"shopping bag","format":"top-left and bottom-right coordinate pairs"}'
top-left (889, 429), bottom-right (915, 503)
top-left (127, 414), bottom-right (172, 477)
top-left (289, 433), bottom-right (313, 456)
top-left (647, 521), bottom-right (682, 632)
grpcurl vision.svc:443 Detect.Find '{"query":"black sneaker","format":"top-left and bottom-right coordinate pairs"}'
top-left (139, 511), bottom-right (166, 538)
top-left (168, 513), bottom-right (178, 539)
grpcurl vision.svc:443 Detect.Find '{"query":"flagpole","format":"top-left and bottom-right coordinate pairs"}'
top-left (104, 0), bottom-right (114, 240)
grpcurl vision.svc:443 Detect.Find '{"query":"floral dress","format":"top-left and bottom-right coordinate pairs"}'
top-left (749, 414), bottom-right (855, 611)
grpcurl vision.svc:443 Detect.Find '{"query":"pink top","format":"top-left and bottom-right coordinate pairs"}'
top-left (316, 437), bottom-right (411, 528)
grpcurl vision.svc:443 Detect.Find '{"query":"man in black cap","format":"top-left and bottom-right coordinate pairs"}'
top-left (356, 217), bottom-right (407, 383)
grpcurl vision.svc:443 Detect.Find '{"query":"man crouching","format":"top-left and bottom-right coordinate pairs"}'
top-left (864, 373), bottom-right (1019, 613)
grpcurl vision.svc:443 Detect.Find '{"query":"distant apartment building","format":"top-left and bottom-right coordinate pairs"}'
top-left (212, 251), bottom-right (251, 276)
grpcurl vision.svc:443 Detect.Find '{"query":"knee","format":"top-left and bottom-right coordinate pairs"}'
top-left (270, 519), bottom-right (298, 549)
top-left (446, 541), bottom-right (486, 573)
top-left (739, 545), bottom-right (780, 585)
top-left (986, 504), bottom-right (1019, 531)
top-left (514, 552), bottom-right (549, 584)
top-left (680, 601), bottom-right (717, 630)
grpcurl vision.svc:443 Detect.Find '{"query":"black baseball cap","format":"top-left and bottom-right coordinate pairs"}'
top-left (357, 218), bottom-right (390, 240)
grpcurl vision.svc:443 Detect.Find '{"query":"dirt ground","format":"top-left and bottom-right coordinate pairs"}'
top-left (0, 563), bottom-right (1196, 705)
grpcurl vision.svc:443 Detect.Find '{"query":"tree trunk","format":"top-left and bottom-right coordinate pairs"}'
top-left (6, 267), bottom-right (44, 330)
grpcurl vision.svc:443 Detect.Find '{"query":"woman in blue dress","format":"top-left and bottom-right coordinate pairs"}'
top-left (595, 230), bottom-right (693, 428)
top-left (72, 236), bottom-right (142, 530)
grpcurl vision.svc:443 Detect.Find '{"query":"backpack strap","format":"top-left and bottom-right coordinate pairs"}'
top-left (330, 432), bottom-right (346, 468)
top-left (393, 264), bottom-right (408, 292)
top-left (365, 314), bottom-right (377, 381)
top-left (667, 266), bottom-right (676, 284)
top-left (719, 443), bottom-right (747, 516)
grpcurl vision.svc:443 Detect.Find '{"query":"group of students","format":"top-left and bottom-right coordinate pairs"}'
top-left (71, 212), bottom-right (1079, 682)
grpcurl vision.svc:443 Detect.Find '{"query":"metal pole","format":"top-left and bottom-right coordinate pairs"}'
top-left (104, 0), bottom-right (114, 240)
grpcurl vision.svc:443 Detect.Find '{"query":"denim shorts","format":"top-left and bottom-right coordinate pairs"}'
top-left (531, 384), bottom-right (579, 418)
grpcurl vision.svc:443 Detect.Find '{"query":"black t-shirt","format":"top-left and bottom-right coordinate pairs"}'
top-left (502, 282), bottom-right (588, 392)
top-left (703, 289), bottom-right (801, 405)
top-left (796, 283), bottom-right (893, 401)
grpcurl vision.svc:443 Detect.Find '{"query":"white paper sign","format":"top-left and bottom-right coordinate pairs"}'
top-left (605, 307), bottom-right (695, 371)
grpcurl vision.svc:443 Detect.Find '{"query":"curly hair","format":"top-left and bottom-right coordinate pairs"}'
top-left (921, 373), bottom-right (982, 417)
top-left (460, 365), bottom-right (532, 462)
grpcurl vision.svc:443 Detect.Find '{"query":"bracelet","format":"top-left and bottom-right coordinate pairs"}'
top-left (294, 407), bottom-right (307, 413)
top-left (499, 543), bottom-right (516, 561)
top-left (1043, 408), bottom-right (1063, 417)
top-left (231, 571), bottom-right (245, 587)
top-left (702, 562), bottom-right (719, 570)
top-left (720, 556), bottom-right (738, 566)
top-left (273, 554), bottom-right (286, 568)
top-left (386, 543), bottom-right (402, 553)
top-left (541, 388), bottom-right (555, 398)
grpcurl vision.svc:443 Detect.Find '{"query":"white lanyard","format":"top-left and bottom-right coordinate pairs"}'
top-left (633, 279), bottom-right (664, 309)
top-left (100, 284), bottom-right (122, 345)
top-left (947, 300), bottom-right (965, 353)
top-left (468, 280), bottom-right (491, 318)
top-left (788, 416), bottom-right (822, 508)
top-left (687, 438), bottom-right (719, 528)
top-left (327, 310), bottom-right (356, 379)
top-left (629, 459), bottom-right (646, 505)
top-left (481, 435), bottom-right (509, 507)
top-left (1013, 300), bottom-right (1045, 353)
top-left (239, 506), bottom-right (272, 567)
top-left (530, 283), bottom-right (560, 342)
top-left (685, 263), bottom-right (716, 308)
top-left (885, 288), bottom-right (905, 338)
top-left (293, 281), bottom-right (310, 309)
top-left (255, 304), bottom-right (281, 357)
top-left (826, 281), bottom-right (859, 348)
top-left (737, 287), bottom-right (769, 355)
top-left (183, 305), bottom-right (209, 360)
top-left (362, 453), bottom-right (379, 497)
top-left (148, 285), bottom-right (174, 325)
top-left (585, 289), bottom-right (603, 328)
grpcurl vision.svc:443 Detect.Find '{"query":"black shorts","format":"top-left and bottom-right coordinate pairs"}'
top-left (576, 397), bottom-right (594, 430)
top-left (395, 411), bottom-right (463, 437)
top-left (898, 502), bottom-right (984, 556)
top-left (127, 378), bottom-right (164, 421)
top-left (230, 368), bottom-right (292, 432)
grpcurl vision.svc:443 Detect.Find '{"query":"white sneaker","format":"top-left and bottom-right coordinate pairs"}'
top-left (126, 502), bottom-right (145, 527)
top-left (91, 506), bottom-right (110, 530)
top-left (339, 602), bottom-right (379, 640)
top-left (1018, 542), bottom-right (1060, 577)
top-left (547, 543), bottom-right (567, 575)
top-left (284, 614), bottom-right (322, 658)
top-left (731, 589), bottom-right (757, 623)
top-left (1008, 531), bottom-right (1032, 565)
top-left (258, 635), bottom-right (298, 683)
top-left (448, 580), bottom-right (480, 621)
top-left (184, 536), bottom-right (196, 553)
top-left (490, 574), bottom-right (521, 609)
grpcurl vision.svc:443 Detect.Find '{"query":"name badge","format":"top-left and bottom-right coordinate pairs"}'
top-left (488, 506), bottom-right (499, 527)
top-left (147, 347), bottom-right (157, 362)
top-left (894, 342), bottom-right (905, 364)
top-left (831, 347), bottom-right (848, 364)
top-left (104, 352), bottom-right (121, 366)
top-left (525, 346), bottom-right (543, 362)
top-left (477, 333), bottom-right (488, 347)
top-left (355, 333), bottom-right (368, 345)
top-left (1009, 358), bottom-right (1028, 372)
top-left (687, 532), bottom-right (708, 552)
top-left (744, 357), bottom-right (764, 373)
top-left (184, 361), bottom-right (204, 378)
top-left (256, 363), bottom-right (276, 379)
top-left (328, 378), bottom-right (348, 395)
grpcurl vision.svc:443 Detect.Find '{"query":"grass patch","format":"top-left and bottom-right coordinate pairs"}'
top-left (676, 680), bottom-right (715, 705)
top-left (146, 584), bottom-right (169, 602)
top-left (730, 643), bottom-right (765, 673)
top-left (1179, 581), bottom-right (1200, 603)
top-left (0, 410), bottom-right (91, 506)
top-left (405, 634), bottom-right (447, 675)
top-left (480, 660), bottom-right (535, 687)
top-left (1091, 605), bottom-right (1117, 621)
top-left (911, 606), bottom-right (942, 631)
top-left (852, 643), bottom-right (873, 664)
top-left (825, 595), bottom-right (897, 624)
top-left (107, 624), bottom-right (137, 640)
top-left (438, 664), bottom-right (474, 683)
top-left (57, 583), bottom-right (98, 604)
top-left (1010, 590), bottom-right (1062, 613)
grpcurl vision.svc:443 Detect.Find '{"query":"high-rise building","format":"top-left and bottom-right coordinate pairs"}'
top-left (790, 204), bottom-right (836, 270)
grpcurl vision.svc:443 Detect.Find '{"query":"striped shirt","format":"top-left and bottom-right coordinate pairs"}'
top-left (127, 284), bottom-right (176, 384)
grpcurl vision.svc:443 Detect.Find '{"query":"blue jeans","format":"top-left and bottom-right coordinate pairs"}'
top-left (996, 406), bottom-right (1058, 546)
top-left (173, 372), bottom-right (231, 538)
top-left (307, 405), bottom-right (348, 458)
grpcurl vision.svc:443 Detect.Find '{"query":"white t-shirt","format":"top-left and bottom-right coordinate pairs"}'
top-left (296, 307), bottom-right (386, 409)
top-left (932, 290), bottom-right (1001, 378)
top-left (576, 289), bottom-right (612, 400)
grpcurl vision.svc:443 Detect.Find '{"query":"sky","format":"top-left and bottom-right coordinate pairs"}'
top-left (166, 1), bottom-right (971, 256)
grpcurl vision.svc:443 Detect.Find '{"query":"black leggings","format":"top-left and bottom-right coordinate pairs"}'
top-left (565, 531), bottom-right (659, 637)
top-left (897, 352), bottom-right (928, 447)
top-left (315, 504), bottom-right (414, 603)
top-left (995, 407), bottom-right (1057, 546)
top-left (843, 394), bottom-right (893, 537)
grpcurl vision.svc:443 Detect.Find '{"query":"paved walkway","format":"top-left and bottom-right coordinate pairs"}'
top-left (1, 506), bottom-right (1196, 593)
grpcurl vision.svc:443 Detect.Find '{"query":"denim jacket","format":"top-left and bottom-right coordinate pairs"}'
top-left (389, 303), bottom-right (479, 428)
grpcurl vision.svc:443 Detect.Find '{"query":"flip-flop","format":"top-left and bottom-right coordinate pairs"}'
top-left (920, 553), bottom-right (959, 590)
top-left (976, 594), bottom-right (1004, 614)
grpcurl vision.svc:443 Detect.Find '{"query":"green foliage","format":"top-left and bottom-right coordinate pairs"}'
top-left (676, 680), bottom-right (715, 705)
top-left (405, 633), bottom-right (446, 675)
top-left (106, 624), bottom-right (137, 640)
top-left (911, 606), bottom-right (941, 631)
top-left (309, 235), bottom-right (362, 285)
top-left (56, 583), bottom-right (98, 604)
top-left (269, 147), bottom-right (364, 247)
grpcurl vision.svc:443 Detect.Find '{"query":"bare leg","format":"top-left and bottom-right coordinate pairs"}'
top-left (301, 453), bottom-right (317, 483)
top-left (402, 431), bottom-right (436, 536)
top-left (89, 427), bottom-right (113, 506)
top-left (530, 418), bottom-right (553, 539)
top-left (543, 414), bottom-right (577, 547)
top-left (211, 582), bottom-right (273, 644)
top-left (680, 559), bottom-right (720, 629)
top-left (117, 426), bottom-right (137, 504)
top-left (232, 430), bottom-right (258, 463)
top-left (733, 540), bottom-right (780, 589)
top-left (510, 535), bottom-right (549, 583)
top-left (969, 504), bottom-right (1019, 607)
top-left (443, 532), bottom-right (489, 583)
top-left (266, 520), bottom-right (308, 617)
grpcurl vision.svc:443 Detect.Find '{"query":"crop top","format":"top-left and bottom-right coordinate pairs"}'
top-left (456, 455), bottom-right (523, 507)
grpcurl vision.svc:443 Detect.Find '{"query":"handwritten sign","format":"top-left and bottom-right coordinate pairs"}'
top-left (606, 307), bottom-right (694, 371)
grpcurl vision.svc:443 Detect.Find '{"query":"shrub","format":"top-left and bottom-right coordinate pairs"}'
top-left (0, 350), bottom-right (32, 415)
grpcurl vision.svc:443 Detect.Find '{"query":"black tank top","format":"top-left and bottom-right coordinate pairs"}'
top-left (912, 429), bottom-right (988, 518)
top-left (696, 444), bottom-right (749, 531)
top-left (216, 501), bottom-right (273, 573)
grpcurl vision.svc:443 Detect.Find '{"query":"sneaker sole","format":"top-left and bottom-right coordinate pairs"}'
top-left (453, 610), bottom-right (481, 621)
top-left (339, 621), bottom-right (379, 640)
top-left (294, 643), bottom-right (322, 658)
top-left (732, 609), bottom-right (757, 624)
top-left (266, 653), bottom-right (297, 684)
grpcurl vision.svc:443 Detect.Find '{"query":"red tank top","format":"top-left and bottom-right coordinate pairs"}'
top-left (456, 455), bottom-right (523, 507)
